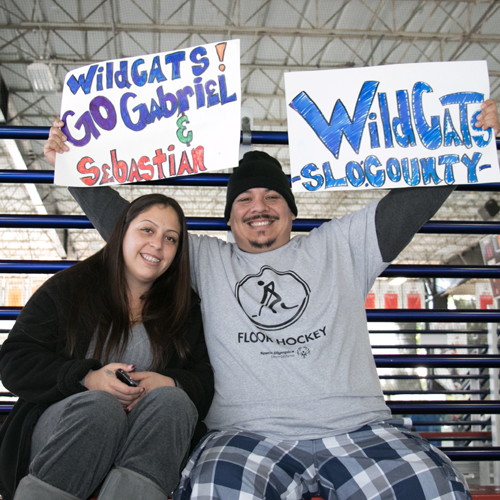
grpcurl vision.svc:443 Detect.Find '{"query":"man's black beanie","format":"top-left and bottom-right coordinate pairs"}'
top-left (224, 151), bottom-right (298, 222)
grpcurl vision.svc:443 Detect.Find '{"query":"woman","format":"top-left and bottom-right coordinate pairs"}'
top-left (0, 194), bottom-right (214, 500)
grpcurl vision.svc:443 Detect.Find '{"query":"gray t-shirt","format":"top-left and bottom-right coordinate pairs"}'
top-left (86, 323), bottom-right (153, 372)
top-left (189, 200), bottom-right (392, 440)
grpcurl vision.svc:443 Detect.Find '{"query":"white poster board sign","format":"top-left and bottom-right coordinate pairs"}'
top-left (55, 40), bottom-right (240, 187)
top-left (285, 61), bottom-right (499, 193)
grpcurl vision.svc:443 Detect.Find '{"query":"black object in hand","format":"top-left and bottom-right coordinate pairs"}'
top-left (116, 368), bottom-right (139, 387)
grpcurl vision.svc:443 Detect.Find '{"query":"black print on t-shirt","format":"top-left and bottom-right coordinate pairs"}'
top-left (235, 266), bottom-right (310, 331)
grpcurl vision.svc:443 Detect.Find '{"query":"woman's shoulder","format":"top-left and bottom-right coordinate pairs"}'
top-left (33, 260), bottom-right (100, 302)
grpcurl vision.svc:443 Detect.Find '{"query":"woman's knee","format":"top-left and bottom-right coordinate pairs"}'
top-left (145, 386), bottom-right (196, 411)
top-left (29, 391), bottom-right (128, 488)
top-left (64, 390), bottom-right (127, 431)
top-left (135, 387), bottom-right (198, 426)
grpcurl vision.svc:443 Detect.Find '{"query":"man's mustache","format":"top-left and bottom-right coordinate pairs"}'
top-left (243, 214), bottom-right (279, 223)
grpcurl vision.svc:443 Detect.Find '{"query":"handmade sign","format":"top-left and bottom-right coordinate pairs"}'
top-left (54, 40), bottom-right (240, 187)
top-left (285, 61), bottom-right (499, 193)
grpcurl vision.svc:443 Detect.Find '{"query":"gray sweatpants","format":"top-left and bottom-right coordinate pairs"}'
top-left (29, 387), bottom-right (198, 498)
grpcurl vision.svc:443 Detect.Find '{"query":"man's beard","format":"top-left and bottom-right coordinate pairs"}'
top-left (248, 234), bottom-right (277, 249)
top-left (243, 214), bottom-right (279, 249)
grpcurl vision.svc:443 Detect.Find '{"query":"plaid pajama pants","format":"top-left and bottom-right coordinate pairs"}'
top-left (174, 420), bottom-right (471, 500)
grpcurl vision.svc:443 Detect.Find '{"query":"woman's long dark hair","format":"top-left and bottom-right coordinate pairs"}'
top-left (65, 194), bottom-right (191, 369)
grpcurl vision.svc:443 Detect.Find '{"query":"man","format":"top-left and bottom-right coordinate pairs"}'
top-left (44, 100), bottom-right (500, 499)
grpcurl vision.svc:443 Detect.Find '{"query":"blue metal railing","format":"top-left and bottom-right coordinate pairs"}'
top-left (1, 168), bottom-right (500, 191)
top-left (368, 309), bottom-right (500, 322)
top-left (0, 307), bottom-right (499, 323)
top-left (2, 214), bottom-right (500, 235)
top-left (2, 125), bottom-right (500, 150)
top-left (2, 126), bottom-right (500, 462)
top-left (0, 260), bottom-right (499, 279)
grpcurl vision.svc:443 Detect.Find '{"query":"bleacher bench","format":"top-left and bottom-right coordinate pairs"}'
top-left (0, 485), bottom-right (498, 499)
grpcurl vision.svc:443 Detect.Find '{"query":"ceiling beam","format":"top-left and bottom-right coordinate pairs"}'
top-left (1, 22), bottom-right (499, 43)
top-left (8, 81), bottom-right (500, 107)
top-left (3, 60), bottom-right (500, 80)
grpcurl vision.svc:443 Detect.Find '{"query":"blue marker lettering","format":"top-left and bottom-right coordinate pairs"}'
top-left (205, 80), bottom-right (220, 107)
top-left (346, 161), bottom-right (365, 187)
top-left (402, 158), bottom-right (420, 186)
top-left (156, 86), bottom-right (177, 118)
top-left (190, 47), bottom-right (210, 76)
top-left (114, 61), bottom-right (131, 89)
top-left (443, 108), bottom-right (462, 147)
top-left (440, 92), bottom-right (483, 148)
top-left (106, 62), bottom-right (113, 89)
top-left (194, 77), bottom-right (205, 108)
top-left (219, 75), bottom-right (237, 105)
top-left (148, 56), bottom-right (167, 84)
top-left (66, 64), bottom-right (98, 95)
top-left (439, 154), bottom-right (459, 184)
top-left (413, 82), bottom-right (442, 150)
top-left (365, 155), bottom-right (385, 187)
top-left (369, 121), bottom-right (380, 149)
top-left (323, 161), bottom-right (347, 188)
top-left (96, 67), bottom-right (104, 91)
top-left (165, 52), bottom-right (186, 80)
top-left (462, 152), bottom-right (481, 183)
top-left (420, 157), bottom-right (441, 185)
top-left (289, 81), bottom-right (379, 158)
top-left (176, 86), bottom-right (194, 114)
top-left (393, 90), bottom-right (416, 148)
top-left (149, 98), bottom-right (165, 123)
top-left (120, 93), bottom-right (147, 132)
top-left (300, 164), bottom-right (324, 191)
top-left (378, 92), bottom-right (393, 149)
top-left (386, 158), bottom-right (401, 182)
top-left (131, 58), bottom-right (147, 87)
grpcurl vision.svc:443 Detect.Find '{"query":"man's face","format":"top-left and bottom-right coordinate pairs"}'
top-left (228, 188), bottom-right (296, 254)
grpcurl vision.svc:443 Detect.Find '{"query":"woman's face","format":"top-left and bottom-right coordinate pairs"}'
top-left (122, 204), bottom-right (181, 292)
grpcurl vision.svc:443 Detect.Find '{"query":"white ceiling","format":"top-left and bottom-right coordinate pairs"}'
top-left (1, 0), bottom-right (500, 264)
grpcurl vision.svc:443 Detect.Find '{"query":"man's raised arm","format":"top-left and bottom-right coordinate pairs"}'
top-left (375, 185), bottom-right (454, 263)
top-left (44, 120), bottom-right (129, 242)
top-left (69, 186), bottom-right (128, 242)
top-left (375, 98), bottom-right (500, 263)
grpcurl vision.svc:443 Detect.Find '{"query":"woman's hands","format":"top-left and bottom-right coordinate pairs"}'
top-left (43, 119), bottom-right (69, 168)
top-left (83, 365), bottom-right (176, 412)
top-left (84, 363), bottom-right (144, 408)
top-left (125, 372), bottom-right (176, 412)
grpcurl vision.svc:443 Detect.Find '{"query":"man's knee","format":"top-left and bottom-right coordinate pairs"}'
top-left (182, 456), bottom-right (283, 500)
top-left (176, 432), bottom-right (291, 500)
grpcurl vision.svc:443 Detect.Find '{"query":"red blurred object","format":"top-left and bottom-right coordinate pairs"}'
top-left (470, 485), bottom-right (500, 499)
